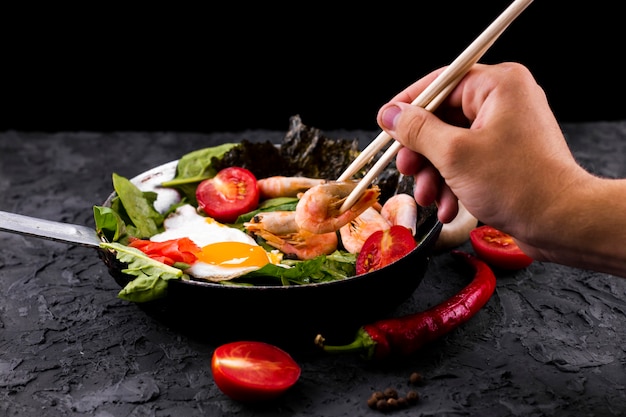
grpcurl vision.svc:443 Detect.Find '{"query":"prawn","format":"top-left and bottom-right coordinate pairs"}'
top-left (244, 211), bottom-right (299, 235)
top-left (380, 193), bottom-right (418, 236)
top-left (295, 181), bottom-right (381, 234)
top-left (257, 176), bottom-right (326, 199)
top-left (247, 227), bottom-right (338, 260)
top-left (339, 206), bottom-right (391, 254)
top-left (245, 210), bottom-right (338, 260)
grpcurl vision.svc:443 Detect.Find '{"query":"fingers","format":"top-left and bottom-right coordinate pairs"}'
top-left (378, 102), bottom-right (464, 169)
top-left (409, 161), bottom-right (459, 223)
top-left (398, 147), bottom-right (460, 224)
top-left (436, 184), bottom-right (459, 223)
top-left (396, 147), bottom-right (424, 176)
top-left (412, 163), bottom-right (440, 207)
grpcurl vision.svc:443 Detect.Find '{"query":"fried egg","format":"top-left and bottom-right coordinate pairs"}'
top-left (150, 204), bottom-right (282, 281)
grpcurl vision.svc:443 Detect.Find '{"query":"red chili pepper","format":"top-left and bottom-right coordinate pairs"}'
top-left (314, 250), bottom-right (496, 360)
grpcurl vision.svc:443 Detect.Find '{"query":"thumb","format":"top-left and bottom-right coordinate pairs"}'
top-left (377, 102), bottom-right (465, 169)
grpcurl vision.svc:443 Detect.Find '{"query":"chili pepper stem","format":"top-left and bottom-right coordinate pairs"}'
top-left (314, 328), bottom-right (377, 358)
top-left (314, 334), bottom-right (364, 353)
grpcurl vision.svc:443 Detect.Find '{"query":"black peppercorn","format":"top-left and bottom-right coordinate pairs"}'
top-left (367, 396), bottom-right (379, 409)
top-left (376, 399), bottom-right (389, 411)
top-left (409, 371), bottom-right (423, 385)
top-left (396, 397), bottom-right (408, 408)
top-left (383, 387), bottom-right (398, 399)
top-left (387, 397), bottom-right (399, 408)
top-left (406, 390), bottom-right (420, 403)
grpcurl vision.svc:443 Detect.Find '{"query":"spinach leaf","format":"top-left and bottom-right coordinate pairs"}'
top-left (112, 173), bottom-right (163, 239)
top-left (160, 143), bottom-right (238, 204)
top-left (100, 242), bottom-right (184, 302)
top-left (172, 143), bottom-right (238, 181)
top-left (93, 206), bottom-right (126, 242)
top-left (235, 250), bottom-right (356, 285)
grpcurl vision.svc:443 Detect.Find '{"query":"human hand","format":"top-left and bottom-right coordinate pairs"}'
top-left (377, 62), bottom-right (591, 260)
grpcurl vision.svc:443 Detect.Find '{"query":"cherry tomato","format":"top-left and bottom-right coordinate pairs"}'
top-left (356, 225), bottom-right (417, 275)
top-left (469, 225), bottom-right (533, 270)
top-left (196, 167), bottom-right (260, 223)
top-left (211, 341), bottom-right (301, 402)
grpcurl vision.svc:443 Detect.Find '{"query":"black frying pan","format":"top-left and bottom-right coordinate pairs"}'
top-left (0, 152), bottom-right (442, 351)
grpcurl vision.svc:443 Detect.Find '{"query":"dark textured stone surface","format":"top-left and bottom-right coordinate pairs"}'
top-left (1, 124), bottom-right (625, 416)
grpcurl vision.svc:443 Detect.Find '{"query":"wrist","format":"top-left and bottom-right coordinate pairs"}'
top-left (530, 174), bottom-right (626, 277)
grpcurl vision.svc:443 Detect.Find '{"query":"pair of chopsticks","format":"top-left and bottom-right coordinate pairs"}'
top-left (338, 0), bottom-right (534, 212)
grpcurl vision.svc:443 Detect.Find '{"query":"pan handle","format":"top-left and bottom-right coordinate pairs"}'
top-left (0, 210), bottom-right (102, 248)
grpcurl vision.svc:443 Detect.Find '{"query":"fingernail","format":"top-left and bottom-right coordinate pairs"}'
top-left (381, 105), bottom-right (401, 130)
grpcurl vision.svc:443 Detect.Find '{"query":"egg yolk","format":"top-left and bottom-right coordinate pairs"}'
top-left (196, 242), bottom-right (270, 268)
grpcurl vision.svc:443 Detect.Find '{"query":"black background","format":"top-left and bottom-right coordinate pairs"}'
top-left (1, 1), bottom-right (624, 133)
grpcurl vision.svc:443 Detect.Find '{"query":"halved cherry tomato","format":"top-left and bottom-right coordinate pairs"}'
top-left (128, 237), bottom-right (200, 266)
top-left (196, 167), bottom-right (260, 223)
top-left (211, 341), bottom-right (301, 402)
top-left (469, 225), bottom-right (533, 270)
top-left (356, 225), bottom-right (417, 275)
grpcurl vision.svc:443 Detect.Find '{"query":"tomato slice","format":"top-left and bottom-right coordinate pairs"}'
top-left (128, 237), bottom-right (200, 266)
top-left (211, 341), bottom-right (301, 402)
top-left (469, 225), bottom-right (533, 270)
top-left (356, 225), bottom-right (417, 275)
top-left (196, 167), bottom-right (260, 224)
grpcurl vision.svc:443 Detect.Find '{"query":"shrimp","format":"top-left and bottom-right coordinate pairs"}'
top-left (248, 227), bottom-right (338, 260)
top-left (339, 207), bottom-right (391, 254)
top-left (244, 211), bottom-right (299, 235)
top-left (245, 210), bottom-right (338, 260)
top-left (295, 181), bottom-right (381, 234)
top-left (257, 176), bottom-right (327, 199)
top-left (380, 193), bottom-right (418, 236)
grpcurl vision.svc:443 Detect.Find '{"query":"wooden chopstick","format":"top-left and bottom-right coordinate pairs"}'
top-left (338, 0), bottom-right (534, 213)
top-left (336, 72), bottom-right (464, 183)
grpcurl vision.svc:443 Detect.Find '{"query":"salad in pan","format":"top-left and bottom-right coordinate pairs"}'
top-left (95, 116), bottom-right (430, 303)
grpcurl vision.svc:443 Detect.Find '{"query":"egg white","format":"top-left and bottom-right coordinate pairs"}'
top-left (151, 204), bottom-right (257, 247)
top-left (186, 250), bottom-right (267, 281)
top-left (150, 204), bottom-right (280, 281)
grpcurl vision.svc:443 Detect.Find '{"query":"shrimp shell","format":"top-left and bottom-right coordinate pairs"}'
top-left (339, 207), bottom-right (391, 254)
top-left (295, 181), bottom-right (381, 234)
top-left (257, 176), bottom-right (327, 199)
top-left (380, 193), bottom-right (418, 236)
top-left (252, 228), bottom-right (338, 260)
